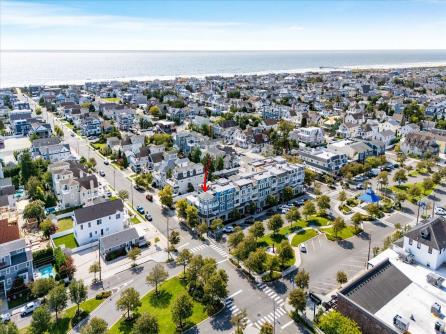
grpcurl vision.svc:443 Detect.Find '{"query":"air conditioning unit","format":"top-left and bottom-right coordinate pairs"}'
top-left (393, 315), bottom-right (409, 332)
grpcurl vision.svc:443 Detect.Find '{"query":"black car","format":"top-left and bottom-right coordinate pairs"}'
top-left (145, 213), bottom-right (152, 221)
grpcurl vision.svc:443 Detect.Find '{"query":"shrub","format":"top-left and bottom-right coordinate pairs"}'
top-left (105, 248), bottom-right (127, 261)
top-left (96, 290), bottom-right (112, 299)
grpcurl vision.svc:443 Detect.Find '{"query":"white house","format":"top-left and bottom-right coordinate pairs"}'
top-left (290, 127), bottom-right (324, 146)
top-left (402, 217), bottom-right (446, 270)
top-left (73, 199), bottom-right (127, 246)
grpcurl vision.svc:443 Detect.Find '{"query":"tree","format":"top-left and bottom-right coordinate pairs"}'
top-left (259, 322), bottom-right (273, 334)
top-left (0, 322), bottom-right (19, 334)
top-left (118, 190), bottom-right (128, 200)
top-left (89, 262), bottom-right (100, 282)
top-left (366, 203), bottom-right (380, 219)
top-left (81, 317), bottom-right (108, 334)
top-left (338, 190), bottom-right (347, 204)
top-left (266, 194), bottom-right (278, 208)
top-left (286, 207), bottom-right (301, 225)
top-left (149, 105), bottom-right (160, 117)
top-left (177, 249), bottom-right (193, 275)
top-left (408, 184), bottom-right (422, 198)
top-left (377, 171), bottom-right (389, 190)
top-left (203, 270), bottom-right (229, 309)
top-left (433, 172), bottom-right (442, 185)
top-left (294, 269), bottom-right (310, 290)
top-left (248, 221), bottom-right (265, 240)
top-left (231, 309), bottom-right (248, 334)
top-left (304, 168), bottom-right (317, 186)
top-left (19, 151), bottom-right (35, 184)
top-left (332, 217), bottom-right (346, 239)
top-left (40, 219), bottom-right (56, 239)
top-left (302, 200), bottom-right (316, 219)
top-left (47, 284), bottom-right (68, 320)
top-left (393, 169), bottom-right (407, 185)
top-left (267, 256), bottom-right (280, 276)
top-left (210, 218), bottom-right (223, 232)
top-left (245, 248), bottom-right (267, 274)
top-left (351, 213), bottom-right (363, 233)
top-left (88, 157), bottom-right (97, 170)
top-left (336, 271), bottom-right (348, 286)
top-left (228, 230), bottom-right (244, 249)
top-left (69, 279), bottom-right (87, 316)
top-left (31, 277), bottom-right (55, 298)
top-left (26, 176), bottom-right (45, 201)
top-left (175, 199), bottom-right (188, 220)
top-left (131, 313), bottom-right (159, 334)
top-left (30, 306), bottom-right (51, 334)
top-left (168, 230), bottom-right (180, 250)
top-left (171, 293), bottom-right (193, 331)
top-left (159, 185), bottom-right (173, 208)
top-left (116, 287), bottom-right (141, 320)
top-left (288, 288), bottom-right (306, 314)
top-left (318, 310), bottom-right (361, 334)
top-left (189, 146), bottom-right (202, 163)
top-left (395, 191), bottom-right (408, 209)
top-left (282, 186), bottom-right (294, 202)
top-left (316, 195), bottom-right (331, 215)
top-left (23, 200), bottom-right (45, 224)
top-left (127, 247), bottom-right (141, 268)
top-left (197, 223), bottom-right (208, 235)
top-left (277, 240), bottom-right (294, 266)
top-left (146, 264), bottom-right (168, 295)
top-left (267, 214), bottom-right (284, 235)
top-left (185, 205), bottom-right (199, 227)
top-left (423, 177), bottom-right (435, 191)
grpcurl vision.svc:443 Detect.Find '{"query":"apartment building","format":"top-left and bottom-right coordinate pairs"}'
top-left (73, 199), bottom-right (127, 245)
top-left (290, 126), bottom-right (325, 146)
top-left (298, 148), bottom-right (348, 175)
top-left (0, 239), bottom-right (34, 298)
top-left (188, 157), bottom-right (304, 223)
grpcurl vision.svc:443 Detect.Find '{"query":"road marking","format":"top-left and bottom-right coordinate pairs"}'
top-left (217, 258), bottom-right (228, 264)
top-left (228, 289), bottom-right (243, 298)
top-left (190, 244), bottom-right (207, 253)
top-left (281, 320), bottom-right (294, 329)
top-left (177, 242), bottom-right (190, 249)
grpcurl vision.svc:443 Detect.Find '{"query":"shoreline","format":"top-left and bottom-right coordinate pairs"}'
top-left (1, 61), bottom-right (445, 89)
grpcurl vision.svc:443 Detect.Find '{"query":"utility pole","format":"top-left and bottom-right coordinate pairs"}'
top-left (131, 184), bottom-right (134, 207)
top-left (273, 300), bottom-right (276, 334)
top-left (113, 169), bottom-right (116, 189)
top-left (166, 217), bottom-right (170, 261)
top-left (98, 238), bottom-right (102, 286)
top-left (432, 199), bottom-right (435, 218)
top-left (416, 202), bottom-right (421, 225)
top-left (367, 232), bottom-right (372, 269)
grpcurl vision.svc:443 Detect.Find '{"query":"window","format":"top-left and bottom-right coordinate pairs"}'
top-left (97, 219), bottom-right (102, 225)
top-left (428, 247), bottom-right (432, 254)
top-left (89, 232), bottom-right (92, 238)
top-left (88, 222), bottom-right (91, 228)
top-left (409, 239), bottom-right (412, 245)
top-left (116, 213), bottom-right (121, 219)
top-left (80, 224), bottom-right (83, 230)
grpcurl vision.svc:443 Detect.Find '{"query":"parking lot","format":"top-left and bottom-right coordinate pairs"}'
top-left (300, 220), bottom-right (393, 296)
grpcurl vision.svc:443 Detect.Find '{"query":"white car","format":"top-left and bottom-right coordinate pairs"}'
top-left (223, 225), bottom-right (235, 233)
top-left (435, 207), bottom-right (446, 216)
top-left (300, 243), bottom-right (307, 253)
top-left (0, 312), bottom-right (10, 323)
top-left (20, 301), bottom-right (39, 316)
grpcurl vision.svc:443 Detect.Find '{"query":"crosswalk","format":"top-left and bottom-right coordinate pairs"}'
top-left (225, 299), bottom-right (253, 328)
top-left (254, 306), bottom-right (288, 329)
top-left (210, 242), bottom-right (229, 257)
top-left (189, 243), bottom-right (229, 257)
top-left (190, 244), bottom-right (207, 253)
top-left (256, 282), bottom-right (285, 307)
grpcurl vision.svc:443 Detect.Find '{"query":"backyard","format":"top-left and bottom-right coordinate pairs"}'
top-left (53, 233), bottom-right (78, 249)
top-left (19, 297), bottom-right (105, 334)
top-left (109, 277), bottom-right (207, 334)
top-left (57, 217), bottom-right (73, 232)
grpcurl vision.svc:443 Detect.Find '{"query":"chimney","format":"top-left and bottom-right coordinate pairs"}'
top-left (79, 169), bottom-right (84, 178)
top-left (90, 178), bottom-right (94, 191)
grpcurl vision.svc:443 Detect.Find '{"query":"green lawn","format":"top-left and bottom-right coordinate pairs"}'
top-left (130, 216), bottom-right (141, 225)
top-left (53, 233), bottom-right (78, 249)
top-left (109, 277), bottom-right (207, 334)
top-left (390, 182), bottom-right (435, 203)
top-left (19, 298), bottom-right (105, 334)
top-left (91, 143), bottom-right (106, 150)
top-left (322, 225), bottom-right (359, 241)
top-left (57, 218), bottom-right (73, 232)
top-left (64, 123), bottom-right (74, 130)
top-left (291, 229), bottom-right (318, 247)
top-left (102, 97), bottom-right (121, 103)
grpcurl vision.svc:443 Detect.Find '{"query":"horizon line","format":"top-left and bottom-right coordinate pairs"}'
top-left (2, 48), bottom-right (446, 53)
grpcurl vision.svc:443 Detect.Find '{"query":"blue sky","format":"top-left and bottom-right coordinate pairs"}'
top-left (1, 0), bottom-right (446, 50)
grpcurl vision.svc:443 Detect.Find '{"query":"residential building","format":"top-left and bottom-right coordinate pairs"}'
top-left (80, 115), bottom-right (102, 137)
top-left (298, 148), bottom-right (348, 174)
top-left (290, 127), bottom-right (324, 146)
top-left (73, 199), bottom-right (127, 245)
top-left (31, 137), bottom-right (71, 162)
top-left (0, 239), bottom-right (34, 298)
top-left (165, 159), bottom-right (204, 195)
top-left (99, 227), bottom-right (146, 259)
top-left (400, 131), bottom-right (440, 157)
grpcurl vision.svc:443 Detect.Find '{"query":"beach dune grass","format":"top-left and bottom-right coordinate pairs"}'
top-left (109, 277), bottom-right (207, 334)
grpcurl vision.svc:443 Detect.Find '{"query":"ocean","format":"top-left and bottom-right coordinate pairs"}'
top-left (1, 50), bottom-right (446, 88)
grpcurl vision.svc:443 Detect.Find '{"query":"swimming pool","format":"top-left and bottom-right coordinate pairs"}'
top-left (36, 264), bottom-right (55, 279)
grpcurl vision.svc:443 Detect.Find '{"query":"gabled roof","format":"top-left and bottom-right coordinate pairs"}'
top-left (74, 199), bottom-right (124, 225)
top-left (405, 216), bottom-right (446, 251)
top-left (32, 137), bottom-right (61, 148)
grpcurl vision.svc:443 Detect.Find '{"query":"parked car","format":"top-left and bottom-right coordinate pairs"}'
top-left (223, 225), bottom-right (235, 233)
top-left (146, 194), bottom-right (153, 202)
top-left (136, 205), bottom-right (145, 214)
top-left (70, 133), bottom-right (75, 137)
top-left (99, 170), bottom-right (105, 177)
top-left (245, 217), bottom-right (255, 224)
top-left (294, 199), bottom-right (305, 206)
top-left (106, 191), bottom-right (112, 198)
top-left (300, 243), bottom-right (307, 253)
top-left (355, 183), bottom-right (364, 190)
top-left (435, 207), bottom-right (446, 216)
top-left (103, 160), bottom-right (109, 165)
top-left (145, 213), bottom-right (153, 221)
top-left (0, 312), bottom-right (10, 323)
top-left (20, 301), bottom-right (39, 316)
top-left (134, 184), bottom-right (144, 192)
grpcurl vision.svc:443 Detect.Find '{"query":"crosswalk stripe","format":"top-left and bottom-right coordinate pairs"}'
top-left (265, 314), bottom-right (275, 323)
top-left (274, 296), bottom-right (282, 302)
